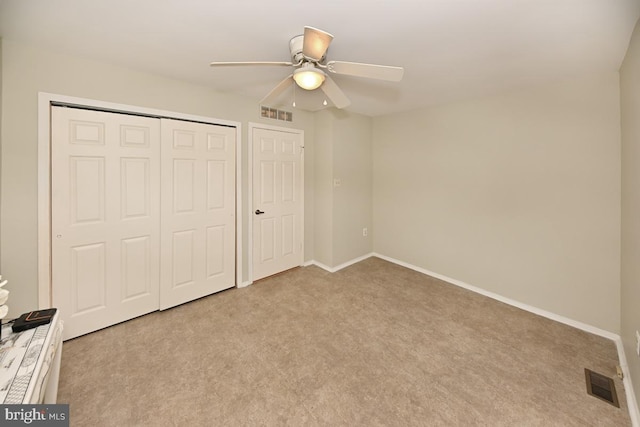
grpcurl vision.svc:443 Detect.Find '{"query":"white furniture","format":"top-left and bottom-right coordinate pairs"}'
top-left (0, 312), bottom-right (63, 404)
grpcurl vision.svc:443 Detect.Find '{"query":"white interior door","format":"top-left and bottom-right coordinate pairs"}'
top-left (51, 107), bottom-right (161, 339)
top-left (252, 128), bottom-right (303, 281)
top-left (160, 119), bottom-right (236, 309)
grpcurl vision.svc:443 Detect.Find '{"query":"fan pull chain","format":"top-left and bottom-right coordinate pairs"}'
top-left (292, 84), bottom-right (297, 108)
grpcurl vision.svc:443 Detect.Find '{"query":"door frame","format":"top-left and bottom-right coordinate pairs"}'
top-left (37, 92), bottom-right (242, 309)
top-left (247, 122), bottom-right (304, 284)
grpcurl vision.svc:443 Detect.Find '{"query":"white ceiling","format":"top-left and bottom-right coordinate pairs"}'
top-left (1, 0), bottom-right (639, 116)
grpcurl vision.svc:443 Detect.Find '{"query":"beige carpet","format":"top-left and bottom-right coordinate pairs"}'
top-left (57, 257), bottom-right (631, 426)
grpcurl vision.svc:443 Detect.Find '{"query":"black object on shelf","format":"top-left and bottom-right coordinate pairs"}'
top-left (12, 308), bottom-right (57, 333)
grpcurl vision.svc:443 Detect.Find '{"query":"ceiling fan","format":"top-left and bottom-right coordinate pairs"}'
top-left (209, 26), bottom-right (404, 109)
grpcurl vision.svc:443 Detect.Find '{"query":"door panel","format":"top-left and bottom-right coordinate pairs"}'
top-left (160, 119), bottom-right (235, 309)
top-left (282, 214), bottom-right (295, 256)
top-left (171, 229), bottom-right (195, 287)
top-left (252, 128), bottom-right (303, 280)
top-left (120, 158), bottom-right (150, 219)
top-left (207, 161), bottom-right (226, 209)
top-left (121, 235), bottom-right (152, 301)
top-left (70, 156), bottom-right (105, 224)
top-left (71, 242), bottom-right (106, 314)
top-left (52, 107), bottom-right (161, 339)
top-left (206, 225), bottom-right (226, 277)
top-left (173, 159), bottom-right (196, 213)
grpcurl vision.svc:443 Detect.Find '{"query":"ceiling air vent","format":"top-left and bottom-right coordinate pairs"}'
top-left (584, 368), bottom-right (619, 407)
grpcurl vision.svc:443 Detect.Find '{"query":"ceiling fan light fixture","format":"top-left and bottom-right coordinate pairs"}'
top-left (210, 26), bottom-right (403, 110)
top-left (293, 65), bottom-right (326, 90)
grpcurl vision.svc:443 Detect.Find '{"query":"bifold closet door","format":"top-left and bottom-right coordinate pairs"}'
top-left (51, 107), bottom-right (161, 339)
top-left (160, 119), bottom-right (236, 310)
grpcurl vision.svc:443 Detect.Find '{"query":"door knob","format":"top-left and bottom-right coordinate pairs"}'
top-left (255, 210), bottom-right (265, 215)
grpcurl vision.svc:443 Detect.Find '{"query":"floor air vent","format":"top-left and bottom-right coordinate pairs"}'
top-left (585, 368), bottom-right (619, 407)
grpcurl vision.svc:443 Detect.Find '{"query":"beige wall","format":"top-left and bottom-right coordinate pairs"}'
top-left (314, 110), bottom-right (373, 268)
top-left (0, 39), bottom-right (316, 316)
top-left (0, 38), bottom-right (3, 263)
top-left (1, 34), bottom-right (630, 343)
top-left (373, 72), bottom-right (622, 332)
top-left (621, 18), bottom-right (640, 415)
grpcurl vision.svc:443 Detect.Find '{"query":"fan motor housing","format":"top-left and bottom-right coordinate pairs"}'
top-left (289, 35), bottom-right (304, 62)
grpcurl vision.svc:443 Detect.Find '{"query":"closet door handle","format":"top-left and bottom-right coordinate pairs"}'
top-left (255, 210), bottom-right (265, 215)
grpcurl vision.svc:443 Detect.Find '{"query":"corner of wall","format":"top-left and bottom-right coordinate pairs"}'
top-left (312, 109), bottom-right (374, 269)
top-left (0, 37), bottom-right (3, 264)
top-left (620, 16), bottom-right (640, 424)
top-left (313, 110), bottom-right (334, 267)
top-left (331, 112), bottom-right (373, 266)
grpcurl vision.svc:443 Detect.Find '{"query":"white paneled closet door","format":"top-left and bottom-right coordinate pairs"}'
top-left (160, 119), bottom-right (236, 310)
top-left (51, 107), bottom-right (161, 339)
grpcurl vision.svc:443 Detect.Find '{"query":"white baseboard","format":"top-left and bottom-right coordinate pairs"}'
top-left (371, 252), bottom-right (639, 426)
top-left (306, 260), bottom-right (333, 272)
top-left (615, 337), bottom-right (640, 427)
top-left (372, 253), bottom-right (616, 338)
top-left (237, 281), bottom-right (252, 288)
top-left (305, 253), bottom-right (374, 273)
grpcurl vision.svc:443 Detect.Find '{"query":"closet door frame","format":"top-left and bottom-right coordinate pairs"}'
top-left (37, 92), bottom-right (243, 309)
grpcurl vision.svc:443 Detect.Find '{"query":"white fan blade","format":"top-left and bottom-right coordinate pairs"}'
top-left (303, 26), bottom-right (334, 61)
top-left (326, 61), bottom-right (404, 81)
top-left (260, 75), bottom-right (294, 105)
top-left (320, 75), bottom-right (350, 109)
top-left (210, 61), bottom-right (293, 67)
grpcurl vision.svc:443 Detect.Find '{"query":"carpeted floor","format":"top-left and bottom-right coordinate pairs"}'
top-left (57, 257), bottom-right (631, 426)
